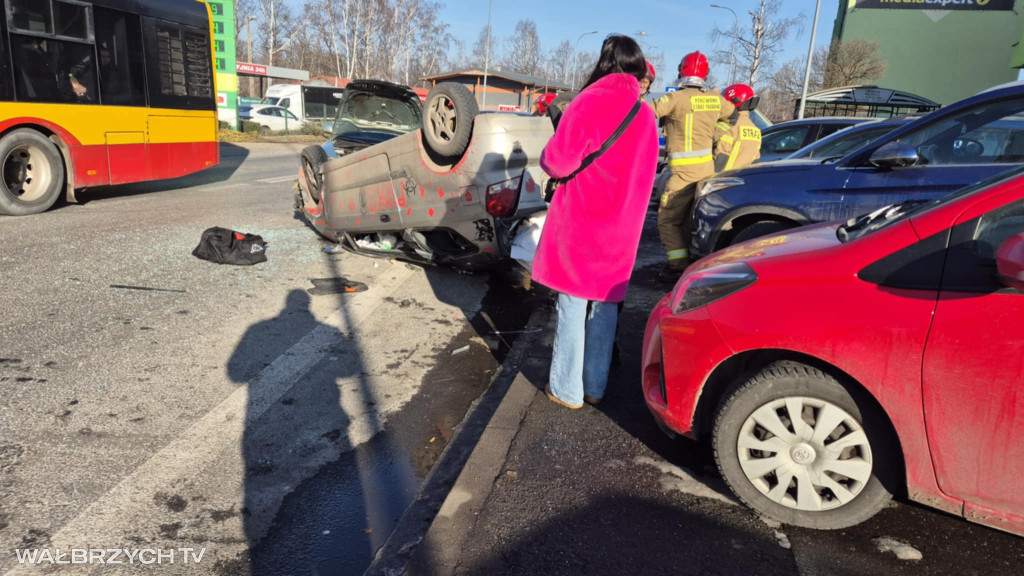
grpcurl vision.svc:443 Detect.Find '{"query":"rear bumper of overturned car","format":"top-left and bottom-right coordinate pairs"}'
top-left (295, 167), bottom-right (517, 270)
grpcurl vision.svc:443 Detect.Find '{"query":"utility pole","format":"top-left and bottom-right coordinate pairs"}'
top-left (798, 0), bottom-right (822, 119)
top-left (246, 15), bottom-right (254, 98)
top-left (710, 4), bottom-right (737, 85)
top-left (481, 0), bottom-right (492, 110)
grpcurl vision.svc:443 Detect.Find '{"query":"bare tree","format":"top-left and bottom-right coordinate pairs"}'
top-left (547, 40), bottom-right (573, 85)
top-left (502, 20), bottom-right (543, 76)
top-left (822, 38), bottom-right (887, 88)
top-left (255, 0), bottom-right (297, 68)
top-left (710, 0), bottom-right (803, 89)
top-left (470, 25), bottom-right (499, 69)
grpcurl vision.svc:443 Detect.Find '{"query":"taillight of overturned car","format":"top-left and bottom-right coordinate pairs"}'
top-left (486, 176), bottom-right (522, 218)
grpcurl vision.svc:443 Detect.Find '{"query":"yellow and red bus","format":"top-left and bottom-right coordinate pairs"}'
top-left (0, 0), bottom-right (218, 216)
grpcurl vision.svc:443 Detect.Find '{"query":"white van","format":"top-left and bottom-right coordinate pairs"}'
top-left (261, 84), bottom-right (344, 122)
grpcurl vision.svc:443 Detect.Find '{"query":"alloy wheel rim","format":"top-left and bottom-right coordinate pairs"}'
top-left (429, 96), bottom-right (456, 143)
top-left (736, 396), bottom-right (873, 512)
top-left (2, 144), bottom-right (52, 202)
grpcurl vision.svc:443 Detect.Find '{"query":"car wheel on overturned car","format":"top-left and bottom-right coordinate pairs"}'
top-left (301, 145), bottom-right (330, 202)
top-left (712, 362), bottom-right (899, 530)
top-left (422, 82), bottom-right (478, 159)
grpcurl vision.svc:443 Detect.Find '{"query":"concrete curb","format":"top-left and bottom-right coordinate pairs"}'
top-left (364, 300), bottom-right (554, 576)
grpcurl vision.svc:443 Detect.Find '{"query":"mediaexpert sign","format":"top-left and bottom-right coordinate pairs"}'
top-left (856, 0), bottom-right (1014, 10)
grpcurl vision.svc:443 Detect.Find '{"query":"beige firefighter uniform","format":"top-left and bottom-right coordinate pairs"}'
top-left (714, 111), bottom-right (761, 172)
top-left (651, 87), bottom-right (733, 270)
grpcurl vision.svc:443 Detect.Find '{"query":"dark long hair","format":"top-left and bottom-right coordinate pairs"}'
top-left (581, 35), bottom-right (647, 90)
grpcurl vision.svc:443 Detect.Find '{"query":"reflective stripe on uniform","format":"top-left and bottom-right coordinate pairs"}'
top-left (684, 113), bottom-right (693, 152)
top-left (668, 149), bottom-right (712, 159)
top-left (669, 155), bottom-right (712, 166)
top-left (725, 142), bottom-right (742, 171)
top-left (667, 249), bottom-right (689, 260)
top-left (719, 135), bottom-right (735, 144)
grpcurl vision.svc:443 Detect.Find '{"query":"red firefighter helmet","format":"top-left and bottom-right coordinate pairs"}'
top-left (645, 61), bottom-right (656, 82)
top-left (678, 51), bottom-right (710, 82)
top-left (723, 84), bottom-right (755, 107)
top-left (536, 93), bottom-right (557, 115)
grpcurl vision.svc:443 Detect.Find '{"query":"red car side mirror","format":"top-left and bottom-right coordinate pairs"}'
top-left (996, 233), bottom-right (1024, 291)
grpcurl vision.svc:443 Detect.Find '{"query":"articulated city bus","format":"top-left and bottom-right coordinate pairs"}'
top-left (0, 0), bottom-right (219, 216)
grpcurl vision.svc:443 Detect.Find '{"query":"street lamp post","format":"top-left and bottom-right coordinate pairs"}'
top-left (482, 0), bottom-right (493, 110)
top-left (797, 0), bottom-right (823, 119)
top-left (572, 30), bottom-right (598, 91)
top-left (710, 4), bottom-right (737, 85)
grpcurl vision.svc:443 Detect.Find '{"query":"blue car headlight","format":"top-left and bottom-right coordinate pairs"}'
top-left (697, 177), bottom-right (745, 199)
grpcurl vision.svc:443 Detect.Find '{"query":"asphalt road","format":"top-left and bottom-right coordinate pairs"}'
top-left (0, 143), bottom-right (539, 575)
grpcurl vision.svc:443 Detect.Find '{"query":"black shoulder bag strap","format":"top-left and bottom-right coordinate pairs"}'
top-left (545, 99), bottom-right (643, 202)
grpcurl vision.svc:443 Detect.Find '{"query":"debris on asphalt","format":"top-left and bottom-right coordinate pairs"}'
top-left (322, 530), bottom-right (330, 535)
top-left (759, 515), bottom-right (782, 529)
top-left (191, 226), bottom-right (267, 266)
top-left (307, 277), bottom-right (369, 295)
top-left (774, 531), bottom-right (791, 549)
top-left (109, 285), bottom-right (187, 294)
top-left (322, 244), bottom-right (344, 254)
top-left (451, 345), bottom-right (470, 355)
top-left (635, 456), bottom-right (738, 506)
top-left (874, 537), bottom-right (923, 561)
top-left (488, 328), bottom-right (543, 335)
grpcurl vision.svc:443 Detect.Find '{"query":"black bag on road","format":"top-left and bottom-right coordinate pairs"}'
top-left (192, 227), bottom-right (267, 266)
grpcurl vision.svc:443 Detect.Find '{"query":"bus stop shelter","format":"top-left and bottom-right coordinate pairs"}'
top-left (795, 86), bottom-right (940, 119)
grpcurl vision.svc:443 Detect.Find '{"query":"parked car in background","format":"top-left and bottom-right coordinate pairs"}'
top-left (295, 82), bottom-right (552, 270)
top-left (247, 105), bottom-right (304, 136)
top-left (642, 166), bottom-right (1024, 534)
top-left (689, 83), bottom-right (1024, 259)
top-left (783, 118), bottom-right (911, 161)
top-left (759, 117), bottom-right (876, 162)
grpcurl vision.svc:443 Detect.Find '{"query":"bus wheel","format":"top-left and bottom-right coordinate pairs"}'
top-left (0, 129), bottom-right (65, 216)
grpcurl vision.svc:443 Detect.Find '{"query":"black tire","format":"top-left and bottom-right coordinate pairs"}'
top-left (422, 82), bottom-right (478, 159)
top-left (712, 363), bottom-right (897, 530)
top-left (730, 219), bottom-right (794, 245)
top-left (301, 145), bottom-right (330, 202)
top-left (259, 125), bottom-right (270, 137)
top-left (0, 129), bottom-right (65, 216)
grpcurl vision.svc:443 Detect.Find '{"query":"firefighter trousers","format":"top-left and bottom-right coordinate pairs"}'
top-left (657, 170), bottom-right (700, 271)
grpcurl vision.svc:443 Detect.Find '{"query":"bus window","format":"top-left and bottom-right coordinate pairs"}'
top-left (144, 18), bottom-right (214, 110)
top-left (0, 12), bottom-right (11, 100)
top-left (7, 0), bottom-right (53, 35)
top-left (53, 0), bottom-right (91, 41)
top-left (93, 7), bottom-right (146, 106)
top-left (10, 34), bottom-right (97, 104)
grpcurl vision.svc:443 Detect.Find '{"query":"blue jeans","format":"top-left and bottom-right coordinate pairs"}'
top-left (548, 293), bottom-right (619, 406)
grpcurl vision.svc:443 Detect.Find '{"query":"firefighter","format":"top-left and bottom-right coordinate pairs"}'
top-left (640, 62), bottom-right (655, 100)
top-left (715, 84), bottom-right (762, 172)
top-left (650, 51), bottom-right (733, 282)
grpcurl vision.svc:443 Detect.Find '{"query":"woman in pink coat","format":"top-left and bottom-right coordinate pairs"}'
top-left (533, 35), bottom-right (659, 409)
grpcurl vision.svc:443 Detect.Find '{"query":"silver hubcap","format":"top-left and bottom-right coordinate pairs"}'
top-left (3, 144), bottom-right (53, 202)
top-left (737, 396), bottom-right (873, 512)
top-left (428, 96), bottom-right (456, 143)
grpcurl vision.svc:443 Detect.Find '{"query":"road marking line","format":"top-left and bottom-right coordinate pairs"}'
top-left (1, 265), bottom-right (417, 576)
top-left (256, 175), bottom-right (299, 184)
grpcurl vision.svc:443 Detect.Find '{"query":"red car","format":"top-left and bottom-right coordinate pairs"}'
top-left (642, 167), bottom-right (1024, 534)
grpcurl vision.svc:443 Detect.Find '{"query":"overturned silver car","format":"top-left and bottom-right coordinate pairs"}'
top-left (295, 81), bottom-right (553, 270)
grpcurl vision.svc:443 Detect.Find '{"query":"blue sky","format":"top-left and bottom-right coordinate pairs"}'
top-left (435, 0), bottom-right (831, 78)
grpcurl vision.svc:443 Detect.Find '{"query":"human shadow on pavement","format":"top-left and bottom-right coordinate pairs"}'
top-left (433, 494), bottom-right (797, 576)
top-left (227, 288), bottom-right (411, 575)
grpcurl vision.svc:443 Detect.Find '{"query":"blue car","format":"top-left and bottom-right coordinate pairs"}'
top-left (691, 83), bottom-right (1024, 258)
